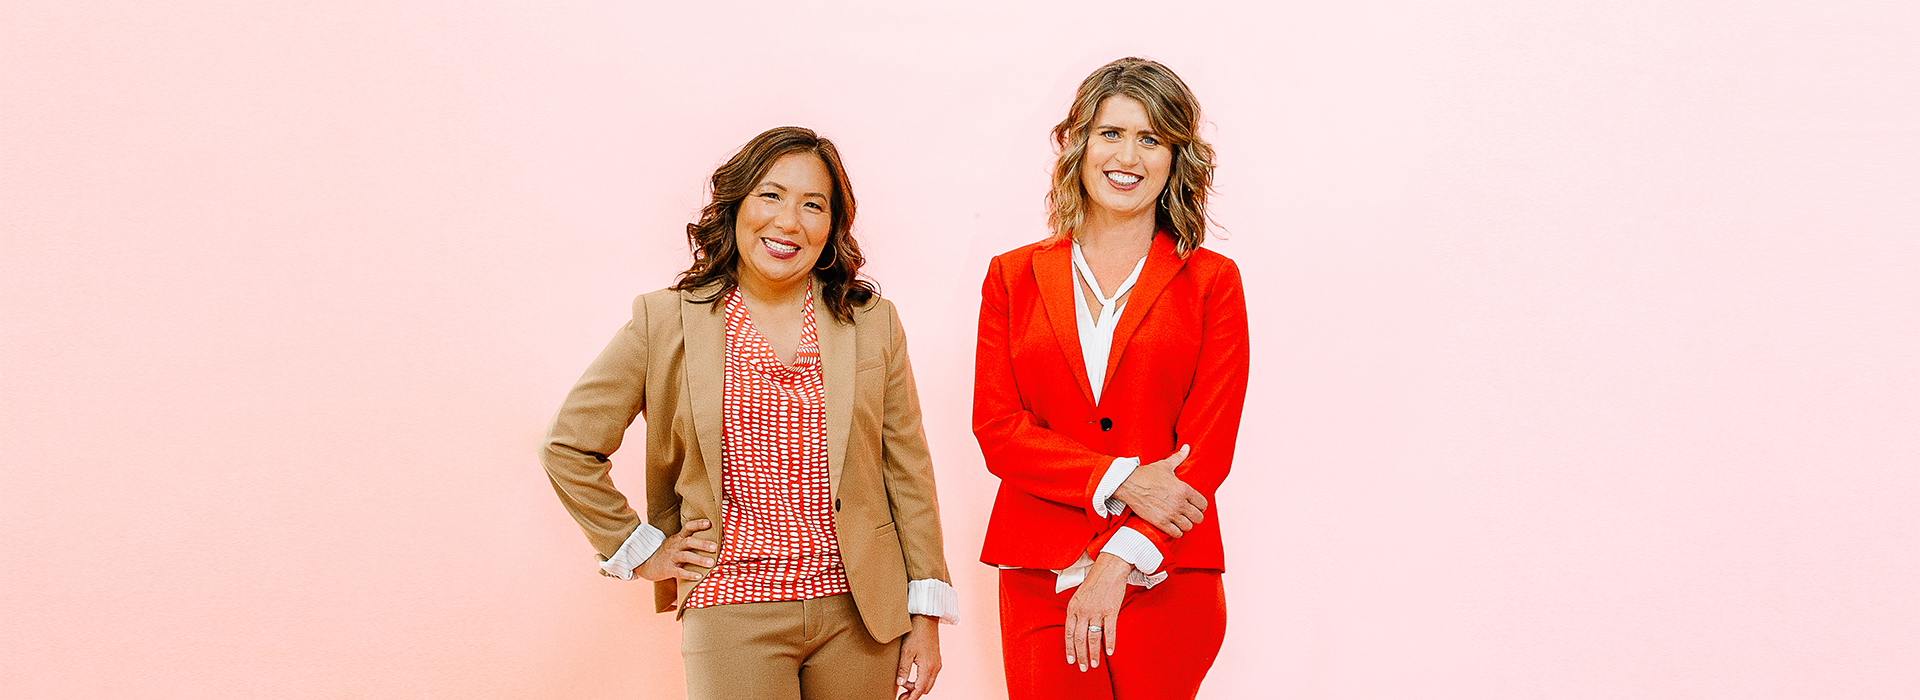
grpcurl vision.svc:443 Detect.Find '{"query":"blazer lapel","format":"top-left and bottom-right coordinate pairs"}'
top-left (680, 288), bottom-right (728, 505)
top-left (816, 284), bottom-right (855, 500)
top-left (1104, 233), bottom-right (1187, 392)
top-left (1033, 241), bottom-right (1097, 407)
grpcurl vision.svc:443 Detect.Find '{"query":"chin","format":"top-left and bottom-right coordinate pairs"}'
top-left (1096, 198), bottom-right (1150, 217)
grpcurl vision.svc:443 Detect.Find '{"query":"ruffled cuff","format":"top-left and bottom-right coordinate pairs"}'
top-left (597, 523), bottom-right (666, 580)
top-left (906, 578), bottom-right (960, 625)
top-left (1091, 457), bottom-right (1141, 518)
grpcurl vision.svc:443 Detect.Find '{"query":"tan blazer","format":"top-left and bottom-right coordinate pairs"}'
top-left (541, 282), bottom-right (951, 643)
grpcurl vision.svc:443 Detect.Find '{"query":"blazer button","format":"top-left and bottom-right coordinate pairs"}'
top-left (834, 498), bottom-right (841, 511)
top-left (1100, 417), bottom-right (1113, 431)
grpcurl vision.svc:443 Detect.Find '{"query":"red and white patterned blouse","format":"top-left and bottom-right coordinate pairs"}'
top-left (682, 287), bottom-right (851, 608)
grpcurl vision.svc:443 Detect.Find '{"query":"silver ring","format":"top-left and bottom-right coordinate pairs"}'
top-left (1088, 625), bottom-right (1102, 632)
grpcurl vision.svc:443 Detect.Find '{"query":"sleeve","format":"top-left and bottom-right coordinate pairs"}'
top-left (877, 302), bottom-right (960, 624)
top-left (1091, 457), bottom-right (1141, 518)
top-left (972, 255), bottom-right (1136, 518)
top-left (1096, 260), bottom-right (1251, 564)
top-left (540, 295), bottom-right (654, 572)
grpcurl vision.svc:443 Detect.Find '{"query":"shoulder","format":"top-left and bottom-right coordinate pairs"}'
top-left (987, 239), bottom-right (1056, 275)
top-left (979, 238), bottom-right (1064, 295)
top-left (1180, 245), bottom-right (1243, 287)
top-left (636, 286), bottom-right (686, 305)
top-left (847, 294), bottom-right (900, 332)
top-left (633, 287), bottom-right (680, 317)
top-left (630, 286), bottom-right (713, 330)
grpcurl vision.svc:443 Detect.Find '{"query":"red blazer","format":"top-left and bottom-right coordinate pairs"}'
top-left (974, 233), bottom-right (1250, 572)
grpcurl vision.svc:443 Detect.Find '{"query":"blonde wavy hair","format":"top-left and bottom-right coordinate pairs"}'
top-left (1047, 57), bottom-right (1217, 256)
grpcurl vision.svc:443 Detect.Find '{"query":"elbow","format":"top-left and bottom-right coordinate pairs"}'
top-left (542, 435), bottom-right (607, 470)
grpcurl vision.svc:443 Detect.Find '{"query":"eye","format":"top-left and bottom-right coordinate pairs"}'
top-left (1141, 135), bottom-right (1161, 147)
top-left (804, 201), bottom-right (826, 211)
top-left (757, 191), bottom-right (780, 201)
top-left (1099, 129), bottom-right (1121, 141)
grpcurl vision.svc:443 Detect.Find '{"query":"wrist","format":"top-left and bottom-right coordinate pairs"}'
top-left (1088, 552), bottom-right (1133, 583)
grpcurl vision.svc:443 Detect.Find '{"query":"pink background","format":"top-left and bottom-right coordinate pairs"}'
top-left (4, 1), bottom-right (1916, 698)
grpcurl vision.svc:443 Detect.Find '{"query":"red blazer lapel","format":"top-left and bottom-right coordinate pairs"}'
top-left (1104, 233), bottom-right (1188, 389)
top-left (1032, 240), bottom-right (1097, 407)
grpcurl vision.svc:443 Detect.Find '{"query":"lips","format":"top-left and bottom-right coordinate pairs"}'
top-left (1105, 170), bottom-right (1143, 191)
top-left (761, 237), bottom-right (801, 260)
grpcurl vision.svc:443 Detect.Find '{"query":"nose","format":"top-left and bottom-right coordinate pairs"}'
top-left (771, 199), bottom-right (801, 232)
top-left (1116, 139), bottom-right (1142, 167)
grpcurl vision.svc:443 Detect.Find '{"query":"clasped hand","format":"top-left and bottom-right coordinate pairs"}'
top-left (1111, 444), bottom-right (1207, 538)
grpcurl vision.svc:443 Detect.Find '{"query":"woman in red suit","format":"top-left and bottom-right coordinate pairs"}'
top-left (973, 57), bottom-right (1249, 700)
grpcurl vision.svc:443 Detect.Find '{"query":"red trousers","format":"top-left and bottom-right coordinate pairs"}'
top-left (998, 567), bottom-right (1227, 700)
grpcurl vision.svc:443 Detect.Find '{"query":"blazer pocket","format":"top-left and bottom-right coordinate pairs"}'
top-left (873, 520), bottom-right (897, 536)
top-left (856, 356), bottom-right (886, 373)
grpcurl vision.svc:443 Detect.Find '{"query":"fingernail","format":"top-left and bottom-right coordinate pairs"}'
top-left (1066, 655), bottom-right (1074, 664)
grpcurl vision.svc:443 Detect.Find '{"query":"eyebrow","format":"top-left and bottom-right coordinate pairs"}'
top-left (1095, 123), bottom-right (1159, 136)
top-left (757, 180), bottom-right (830, 201)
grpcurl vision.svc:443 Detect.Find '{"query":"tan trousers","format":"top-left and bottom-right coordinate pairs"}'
top-left (681, 593), bottom-right (902, 700)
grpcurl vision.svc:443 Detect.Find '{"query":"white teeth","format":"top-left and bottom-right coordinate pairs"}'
top-left (1107, 172), bottom-right (1141, 185)
top-left (763, 239), bottom-right (799, 253)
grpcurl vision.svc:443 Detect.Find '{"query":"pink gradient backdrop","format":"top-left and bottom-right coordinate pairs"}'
top-left (4, 1), bottom-right (1915, 698)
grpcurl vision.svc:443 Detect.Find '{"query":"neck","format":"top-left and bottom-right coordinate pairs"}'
top-left (735, 270), bottom-right (809, 309)
top-left (1075, 205), bottom-right (1158, 253)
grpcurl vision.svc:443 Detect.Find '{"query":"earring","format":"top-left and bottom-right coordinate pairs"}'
top-left (814, 243), bottom-right (839, 270)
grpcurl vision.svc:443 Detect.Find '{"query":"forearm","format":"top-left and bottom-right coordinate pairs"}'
top-left (973, 412), bottom-right (1128, 507)
top-left (541, 446), bottom-right (644, 559)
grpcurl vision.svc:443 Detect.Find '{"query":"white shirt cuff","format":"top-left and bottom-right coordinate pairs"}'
top-left (1092, 457), bottom-right (1141, 518)
top-left (1049, 548), bottom-right (1169, 593)
top-left (1099, 526), bottom-right (1165, 576)
top-left (598, 523), bottom-right (666, 580)
top-left (906, 578), bottom-right (961, 625)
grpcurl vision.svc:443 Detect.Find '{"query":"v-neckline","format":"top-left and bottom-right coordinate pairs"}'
top-left (728, 287), bottom-right (819, 374)
top-left (1071, 240), bottom-right (1147, 328)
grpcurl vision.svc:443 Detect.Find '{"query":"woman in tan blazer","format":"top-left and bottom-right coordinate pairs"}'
top-left (542, 126), bottom-right (955, 700)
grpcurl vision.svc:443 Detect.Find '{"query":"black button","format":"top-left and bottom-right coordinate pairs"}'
top-left (1100, 417), bottom-right (1113, 431)
top-left (834, 498), bottom-right (841, 511)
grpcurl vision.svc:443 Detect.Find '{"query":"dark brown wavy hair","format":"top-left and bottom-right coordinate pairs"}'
top-left (1047, 57), bottom-right (1217, 256)
top-left (671, 126), bottom-right (874, 324)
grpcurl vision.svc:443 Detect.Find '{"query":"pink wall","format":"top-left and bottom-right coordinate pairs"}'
top-left (4, 1), bottom-right (1915, 698)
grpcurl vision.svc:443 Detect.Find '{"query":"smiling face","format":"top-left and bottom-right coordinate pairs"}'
top-left (733, 152), bottom-right (835, 292)
top-left (1078, 95), bottom-right (1173, 224)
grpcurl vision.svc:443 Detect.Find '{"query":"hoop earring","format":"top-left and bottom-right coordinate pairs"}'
top-left (814, 242), bottom-right (839, 270)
